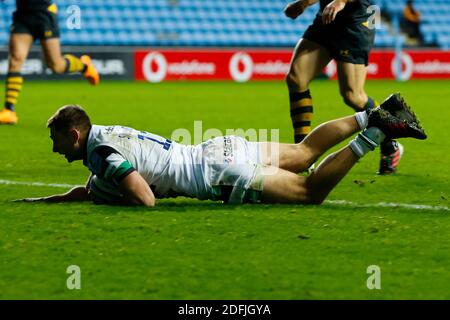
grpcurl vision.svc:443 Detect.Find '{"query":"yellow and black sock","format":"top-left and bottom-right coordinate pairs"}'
top-left (290, 90), bottom-right (313, 143)
top-left (5, 72), bottom-right (23, 111)
top-left (63, 54), bottom-right (87, 73)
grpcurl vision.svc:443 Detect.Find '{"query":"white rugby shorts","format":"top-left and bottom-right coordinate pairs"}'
top-left (201, 136), bottom-right (265, 204)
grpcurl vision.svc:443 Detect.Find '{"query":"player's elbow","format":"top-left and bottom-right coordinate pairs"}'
top-left (135, 186), bottom-right (156, 207)
top-left (126, 193), bottom-right (155, 207)
top-left (119, 171), bottom-right (156, 207)
top-left (141, 196), bottom-right (156, 207)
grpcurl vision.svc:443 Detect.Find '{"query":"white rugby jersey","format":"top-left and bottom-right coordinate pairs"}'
top-left (83, 125), bottom-right (210, 200)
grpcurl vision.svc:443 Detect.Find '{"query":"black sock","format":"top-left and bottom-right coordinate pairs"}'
top-left (364, 97), bottom-right (376, 113)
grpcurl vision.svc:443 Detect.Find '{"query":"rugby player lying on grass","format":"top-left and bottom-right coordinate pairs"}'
top-left (18, 93), bottom-right (426, 206)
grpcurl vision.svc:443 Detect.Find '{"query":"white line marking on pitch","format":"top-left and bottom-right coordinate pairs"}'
top-left (0, 179), bottom-right (77, 189)
top-left (1, 179), bottom-right (448, 212)
top-left (325, 200), bottom-right (449, 212)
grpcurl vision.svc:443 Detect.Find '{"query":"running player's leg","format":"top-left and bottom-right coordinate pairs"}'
top-left (41, 38), bottom-right (100, 85)
top-left (337, 61), bottom-right (375, 111)
top-left (286, 38), bottom-right (331, 143)
top-left (258, 114), bottom-right (361, 173)
top-left (40, 4), bottom-right (99, 84)
top-left (41, 38), bottom-right (73, 74)
top-left (337, 61), bottom-right (403, 175)
top-left (0, 33), bottom-right (33, 124)
top-left (40, 38), bottom-right (99, 85)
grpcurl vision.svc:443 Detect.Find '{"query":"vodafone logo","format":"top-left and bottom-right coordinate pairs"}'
top-left (391, 52), bottom-right (413, 81)
top-left (141, 51), bottom-right (216, 82)
top-left (229, 52), bottom-right (253, 82)
top-left (142, 52), bottom-right (167, 83)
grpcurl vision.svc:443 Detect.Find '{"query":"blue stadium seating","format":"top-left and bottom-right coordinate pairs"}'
top-left (381, 0), bottom-right (450, 48)
top-left (0, 0), bottom-right (449, 48)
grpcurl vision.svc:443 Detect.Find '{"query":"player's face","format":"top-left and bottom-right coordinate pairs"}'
top-left (50, 128), bottom-right (81, 163)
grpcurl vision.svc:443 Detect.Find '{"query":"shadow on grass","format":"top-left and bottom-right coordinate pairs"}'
top-left (6, 197), bottom-right (322, 214)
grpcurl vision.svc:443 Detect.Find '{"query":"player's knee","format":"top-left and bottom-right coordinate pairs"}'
top-left (302, 189), bottom-right (325, 205)
top-left (285, 71), bottom-right (297, 89)
top-left (294, 189), bottom-right (323, 205)
top-left (9, 54), bottom-right (25, 71)
top-left (308, 196), bottom-right (325, 205)
top-left (288, 179), bottom-right (324, 205)
top-left (285, 70), bottom-right (308, 92)
top-left (298, 179), bottom-right (327, 205)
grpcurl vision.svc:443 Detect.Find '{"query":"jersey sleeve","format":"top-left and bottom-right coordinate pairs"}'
top-left (89, 145), bottom-right (136, 185)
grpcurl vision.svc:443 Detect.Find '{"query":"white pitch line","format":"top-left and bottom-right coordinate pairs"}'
top-left (325, 200), bottom-right (449, 212)
top-left (0, 179), bottom-right (77, 189)
top-left (0, 179), bottom-right (448, 212)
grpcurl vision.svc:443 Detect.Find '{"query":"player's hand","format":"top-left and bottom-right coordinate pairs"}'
top-left (322, 0), bottom-right (347, 24)
top-left (284, 0), bottom-right (308, 20)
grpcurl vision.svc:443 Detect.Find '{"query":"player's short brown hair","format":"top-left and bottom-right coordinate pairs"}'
top-left (47, 105), bottom-right (92, 133)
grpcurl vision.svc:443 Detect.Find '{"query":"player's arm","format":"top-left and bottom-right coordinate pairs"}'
top-left (118, 171), bottom-right (155, 207)
top-left (15, 186), bottom-right (90, 203)
top-left (88, 145), bottom-right (155, 207)
top-left (284, 0), bottom-right (319, 20)
top-left (322, 0), bottom-right (357, 24)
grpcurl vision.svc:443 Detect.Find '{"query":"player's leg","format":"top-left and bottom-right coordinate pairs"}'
top-left (258, 114), bottom-right (361, 173)
top-left (376, 93), bottom-right (407, 175)
top-left (40, 38), bottom-right (100, 85)
top-left (261, 101), bottom-right (427, 204)
top-left (286, 38), bottom-right (331, 143)
top-left (378, 137), bottom-right (404, 174)
top-left (261, 145), bottom-right (359, 204)
top-left (39, 5), bottom-right (99, 85)
top-left (0, 33), bottom-right (33, 124)
top-left (336, 61), bottom-right (375, 111)
top-left (333, 22), bottom-right (405, 175)
top-left (40, 38), bottom-right (73, 74)
top-left (334, 19), bottom-right (376, 112)
top-left (337, 61), bottom-right (404, 175)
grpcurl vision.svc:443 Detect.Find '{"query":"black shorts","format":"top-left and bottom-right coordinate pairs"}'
top-left (11, 8), bottom-right (60, 40)
top-left (303, 17), bottom-right (375, 66)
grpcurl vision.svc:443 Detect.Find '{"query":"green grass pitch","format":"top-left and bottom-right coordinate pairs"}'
top-left (0, 80), bottom-right (449, 299)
